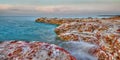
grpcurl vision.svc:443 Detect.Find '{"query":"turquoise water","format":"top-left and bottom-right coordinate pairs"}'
top-left (0, 16), bottom-right (99, 60)
top-left (0, 16), bottom-right (62, 44)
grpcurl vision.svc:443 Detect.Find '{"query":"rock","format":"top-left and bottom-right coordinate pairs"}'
top-left (35, 16), bottom-right (120, 25)
top-left (35, 17), bottom-right (102, 25)
top-left (54, 19), bottom-right (120, 60)
top-left (0, 41), bottom-right (76, 60)
top-left (55, 20), bottom-right (120, 40)
top-left (35, 16), bottom-right (120, 60)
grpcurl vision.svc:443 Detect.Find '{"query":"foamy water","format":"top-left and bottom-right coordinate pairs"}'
top-left (60, 41), bottom-right (98, 60)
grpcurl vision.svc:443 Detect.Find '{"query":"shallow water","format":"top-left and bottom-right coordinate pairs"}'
top-left (0, 16), bottom-right (97, 60)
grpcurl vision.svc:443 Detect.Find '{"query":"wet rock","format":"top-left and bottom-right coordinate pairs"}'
top-left (55, 20), bottom-right (119, 41)
top-left (35, 16), bottom-right (120, 60)
top-left (0, 41), bottom-right (76, 60)
top-left (54, 19), bottom-right (120, 60)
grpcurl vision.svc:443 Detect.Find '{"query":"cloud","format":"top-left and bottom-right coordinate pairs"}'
top-left (0, 3), bottom-right (120, 16)
top-left (0, 4), bottom-right (12, 10)
top-left (36, 3), bottom-right (120, 14)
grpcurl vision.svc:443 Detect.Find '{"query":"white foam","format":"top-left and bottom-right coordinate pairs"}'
top-left (60, 41), bottom-right (98, 60)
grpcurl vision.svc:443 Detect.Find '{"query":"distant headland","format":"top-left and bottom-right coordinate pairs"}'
top-left (35, 15), bottom-right (120, 25)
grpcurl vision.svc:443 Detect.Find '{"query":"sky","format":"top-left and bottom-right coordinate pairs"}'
top-left (0, 0), bottom-right (120, 17)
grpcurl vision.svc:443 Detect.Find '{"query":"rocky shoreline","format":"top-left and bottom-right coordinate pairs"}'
top-left (36, 16), bottom-right (120, 60)
top-left (35, 16), bottom-right (120, 25)
top-left (0, 16), bottom-right (119, 60)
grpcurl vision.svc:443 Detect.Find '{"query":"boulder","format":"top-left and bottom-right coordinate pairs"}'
top-left (0, 41), bottom-right (76, 60)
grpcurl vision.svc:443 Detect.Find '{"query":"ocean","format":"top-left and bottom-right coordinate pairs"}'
top-left (0, 16), bottom-right (62, 43)
top-left (0, 16), bottom-right (97, 60)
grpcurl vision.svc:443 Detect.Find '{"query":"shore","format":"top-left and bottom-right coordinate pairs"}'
top-left (36, 16), bottom-right (120, 60)
top-left (0, 16), bottom-right (119, 60)
top-left (35, 16), bottom-right (120, 25)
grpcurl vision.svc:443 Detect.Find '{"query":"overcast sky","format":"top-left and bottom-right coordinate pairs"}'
top-left (0, 0), bottom-right (120, 17)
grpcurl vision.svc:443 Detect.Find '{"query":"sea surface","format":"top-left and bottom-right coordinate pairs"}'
top-left (0, 16), bottom-right (62, 43)
top-left (0, 16), bottom-right (98, 60)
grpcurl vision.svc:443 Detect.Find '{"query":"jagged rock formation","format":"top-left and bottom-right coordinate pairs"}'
top-left (55, 20), bottom-right (120, 41)
top-left (54, 20), bottom-right (120, 60)
top-left (35, 16), bottom-right (120, 60)
top-left (0, 41), bottom-right (76, 60)
top-left (35, 17), bottom-right (101, 25)
top-left (35, 16), bottom-right (120, 25)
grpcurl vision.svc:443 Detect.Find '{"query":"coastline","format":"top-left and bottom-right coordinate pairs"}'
top-left (35, 16), bottom-right (120, 25)
top-left (0, 16), bottom-right (119, 60)
top-left (36, 16), bottom-right (120, 60)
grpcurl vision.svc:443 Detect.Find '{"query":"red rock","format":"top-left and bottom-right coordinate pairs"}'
top-left (53, 19), bottom-right (120, 60)
top-left (117, 29), bottom-right (120, 33)
top-left (0, 41), bottom-right (76, 60)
